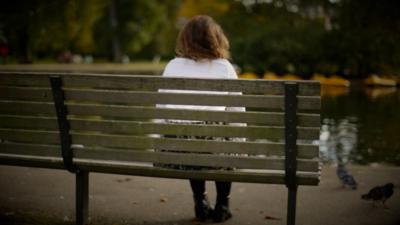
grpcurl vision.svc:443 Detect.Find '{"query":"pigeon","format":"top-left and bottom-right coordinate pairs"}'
top-left (336, 164), bottom-right (357, 189)
top-left (362, 183), bottom-right (394, 208)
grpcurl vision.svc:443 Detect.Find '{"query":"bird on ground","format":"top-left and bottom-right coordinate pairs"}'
top-left (336, 164), bottom-right (357, 189)
top-left (361, 183), bottom-right (394, 208)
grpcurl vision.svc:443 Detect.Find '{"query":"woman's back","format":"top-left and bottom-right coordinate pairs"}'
top-left (163, 57), bottom-right (237, 79)
top-left (159, 57), bottom-right (239, 112)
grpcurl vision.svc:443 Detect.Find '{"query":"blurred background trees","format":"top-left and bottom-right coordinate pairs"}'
top-left (0, 0), bottom-right (399, 78)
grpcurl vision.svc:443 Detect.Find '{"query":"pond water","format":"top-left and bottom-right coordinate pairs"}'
top-left (319, 83), bottom-right (400, 166)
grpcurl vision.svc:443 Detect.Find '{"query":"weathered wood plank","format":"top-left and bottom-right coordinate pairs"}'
top-left (71, 132), bottom-right (320, 159)
top-left (70, 119), bottom-right (281, 138)
top-left (0, 128), bottom-right (318, 159)
top-left (69, 118), bottom-right (319, 140)
top-left (0, 153), bottom-right (319, 185)
top-left (71, 132), bottom-right (279, 154)
top-left (0, 86), bottom-right (53, 101)
top-left (298, 113), bottom-right (320, 127)
top-left (73, 144), bottom-right (318, 161)
top-left (0, 72), bottom-right (320, 96)
top-left (0, 73), bottom-right (50, 87)
top-left (65, 89), bottom-right (281, 108)
top-left (0, 114), bottom-right (318, 140)
top-left (0, 115), bottom-right (58, 130)
top-left (62, 74), bottom-right (321, 96)
top-left (0, 128), bottom-right (59, 144)
top-left (0, 143), bottom-right (61, 157)
top-left (64, 89), bottom-right (321, 110)
top-left (0, 153), bottom-right (64, 169)
top-left (67, 103), bottom-right (320, 126)
top-left (65, 89), bottom-right (321, 110)
top-left (74, 148), bottom-right (319, 172)
top-left (74, 159), bottom-right (320, 185)
top-left (0, 127), bottom-right (318, 159)
top-left (0, 101), bottom-right (55, 116)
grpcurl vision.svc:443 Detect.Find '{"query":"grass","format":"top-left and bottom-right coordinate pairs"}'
top-left (0, 62), bottom-right (167, 75)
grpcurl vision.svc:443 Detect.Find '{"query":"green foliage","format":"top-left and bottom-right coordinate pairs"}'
top-left (220, 1), bottom-right (326, 76)
top-left (217, 0), bottom-right (400, 77)
top-left (93, 0), bottom-right (178, 59)
top-left (332, 0), bottom-right (400, 76)
top-left (1, 0), bottom-right (399, 77)
top-left (0, 0), bottom-right (106, 61)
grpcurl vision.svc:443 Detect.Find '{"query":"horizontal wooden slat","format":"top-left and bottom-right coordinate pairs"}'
top-left (0, 72), bottom-right (320, 95)
top-left (0, 143), bottom-right (61, 157)
top-left (0, 73), bottom-right (50, 87)
top-left (68, 103), bottom-right (320, 126)
top-left (72, 133), bottom-right (279, 154)
top-left (74, 148), bottom-right (319, 172)
top-left (0, 128), bottom-right (59, 144)
top-left (295, 144), bottom-right (319, 159)
top-left (0, 101), bottom-right (55, 116)
top-left (0, 115), bottom-right (58, 130)
top-left (69, 118), bottom-right (319, 140)
top-left (0, 128), bottom-right (318, 157)
top-left (0, 72), bottom-right (321, 96)
top-left (61, 74), bottom-right (320, 96)
top-left (0, 153), bottom-right (319, 185)
top-left (71, 132), bottom-right (319, 159)
top-left (298, 113), bottom-right (320, 127)
top-left (298, 127), bottom-right (320, 140)
top-left (0, 101), bottom-right (320, 128)
top-left (0, 153), bottom-right (64, 169)
top-left (70, 119), bottom-right (280, 138)
top-left (64, 89), bottom-right (320, 111)
top-left (74, 159), bottom-right (320, 185)
top-left (0, 128), bottom-right (319, 159)
top-left (0, 86), bottom-right (53, 102)
top-left (0, 114), bottom-right (318, 140)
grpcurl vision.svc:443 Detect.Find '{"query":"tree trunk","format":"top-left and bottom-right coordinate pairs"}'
top-left (109, 0), bottom-right (122, 62)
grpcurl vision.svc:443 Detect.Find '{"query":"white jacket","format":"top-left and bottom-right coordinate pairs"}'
top-left (158, 57), bottom-right (245, 114)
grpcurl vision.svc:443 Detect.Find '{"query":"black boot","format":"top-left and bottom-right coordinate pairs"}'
top-left (213, 196), bottom-right (232, 223)
top-left (193, 194), bottom-right (213, 221)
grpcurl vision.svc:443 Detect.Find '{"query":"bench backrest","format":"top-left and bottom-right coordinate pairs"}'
top-left (0, 72), bottom-right (321, 186)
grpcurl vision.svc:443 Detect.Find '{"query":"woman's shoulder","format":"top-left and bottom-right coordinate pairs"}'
top-left (211, 58), bottom-right (232, 66)
top-left (211, 59), bottom-right (237, 78)
top-left (163, 57), bottom-right (237, 78)
top-left (166, 57), bottom-right (193, 65)
top-left (166, 57), bottom-right (231, 65)
top-left (164, 57), bottom-right (203, 76)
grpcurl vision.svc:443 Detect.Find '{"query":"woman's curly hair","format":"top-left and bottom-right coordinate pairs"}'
top-left (175, 15), bottom-right (230, 60)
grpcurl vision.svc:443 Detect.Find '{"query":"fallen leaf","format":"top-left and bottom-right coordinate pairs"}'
top-left (264, 215), bottom-right (281, 220)
top-left (191, 218), bottom-right (202, 224)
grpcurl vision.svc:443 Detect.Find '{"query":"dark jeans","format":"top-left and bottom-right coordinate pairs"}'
top-left (190, 179), bottom-right (231, 199)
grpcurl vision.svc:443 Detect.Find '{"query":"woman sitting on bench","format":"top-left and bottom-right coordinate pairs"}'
top-left (157, 15), bottom-right (244, 222)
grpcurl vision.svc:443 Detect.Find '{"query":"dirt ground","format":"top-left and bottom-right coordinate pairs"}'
top-left (0, 164), bottom-right (399, 225)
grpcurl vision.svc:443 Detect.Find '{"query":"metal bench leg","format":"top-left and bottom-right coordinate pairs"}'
top-left (76, 171), bottom-right (89, 225)
top-left (287, 186), bottom-right (297, 225)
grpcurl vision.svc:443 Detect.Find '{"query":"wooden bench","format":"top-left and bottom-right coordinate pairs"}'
top-left (0, 71), bottom-right (321, 225)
